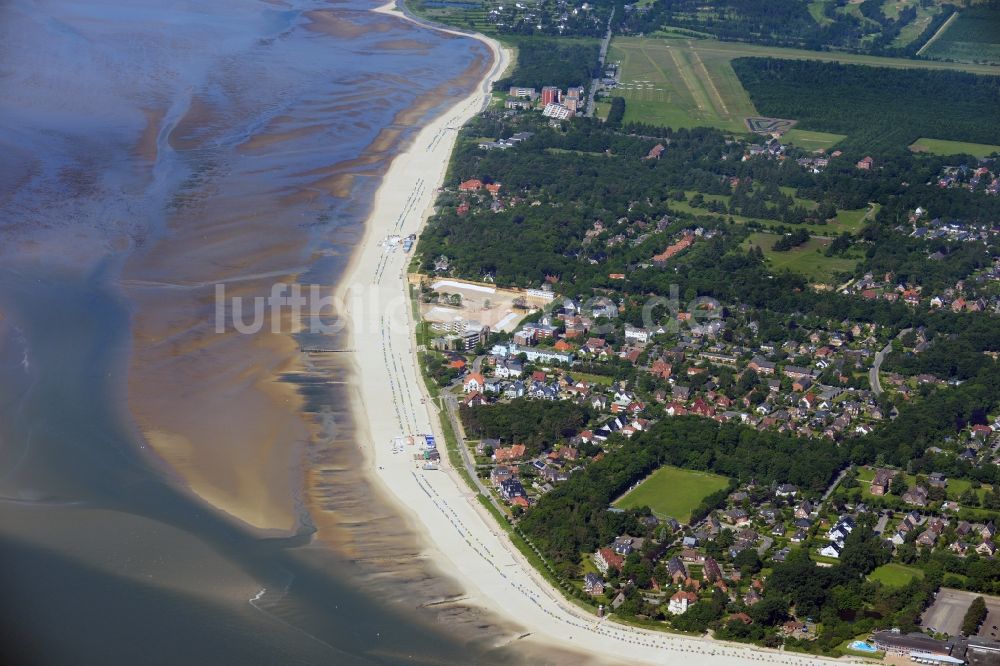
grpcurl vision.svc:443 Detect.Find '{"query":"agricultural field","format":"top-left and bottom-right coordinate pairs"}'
top-left (868, 563), bottom-right (925, 588)
top-left (921, 7), bottom-right (1000, 65)
top-left (910, 137), bottom-right (1000, 158)
top-left (612, 465), bottom-right (730, 523)
top-left (782, 129), bottom-right (847, 152)
top-left (744, 232), bottom-right (860, 284)
top-left (606, 36), bottom-right (1000, 137)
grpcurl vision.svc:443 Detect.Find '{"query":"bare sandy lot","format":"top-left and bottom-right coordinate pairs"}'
top-left (419, 278), bottom-right (545, 332)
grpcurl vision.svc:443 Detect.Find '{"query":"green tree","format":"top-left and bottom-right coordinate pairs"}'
top-left (734, 548), bottom-right (763, 575)
top-left (890, 474), bottom-right (908, 496)
top-left (962, 596), bottom-right (987, 636)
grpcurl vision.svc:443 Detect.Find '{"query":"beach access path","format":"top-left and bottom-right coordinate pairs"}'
top-left (342, 4), bottom-right (855, 664)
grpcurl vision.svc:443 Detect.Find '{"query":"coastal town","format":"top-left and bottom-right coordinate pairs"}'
top-left (11, 0), bottom-right (1000, 664)
top-left (411, 268), bottom-right (1000, 661)
top-left (396, 24), bottom-right (1000, 657)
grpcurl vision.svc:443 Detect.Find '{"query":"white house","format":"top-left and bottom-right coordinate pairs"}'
top-left (668, 591), bottom-right (697, 615)
top-left (624, 325), bottom-right (651, 344)
top-left (775, 484), bottom-right (798, 497)
top-left (828, 522), bottom-right (854, 542)
top-left (494, 359), bottom-right (523, 379)
top-left (491, 344), bottom-right (510, 358)
top-left (463, 372), bottom-right (485, 394)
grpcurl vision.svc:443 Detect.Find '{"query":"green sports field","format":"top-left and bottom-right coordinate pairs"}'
top-left (613, 465), bottom-right (730, 523)
top-left (910, 137), bottom-right (1000, 159)
top-left (869, 563), bottom-right (924, 587)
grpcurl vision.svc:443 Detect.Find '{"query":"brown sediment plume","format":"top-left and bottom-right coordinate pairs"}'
top-left (169, 96), bottom-right (222, 152)
top-left (136, 107), bottom-right (165, 163)
top-left (371, 38), bottom-right (432, 51)
top-left (304, 8), bottom-right (401, 39)
top-left (126, 279), bottom-right (308, 534)
top-left (237, 114), bottom-right (327, 152)
top-left (240, 124), bottom-right (327, 152)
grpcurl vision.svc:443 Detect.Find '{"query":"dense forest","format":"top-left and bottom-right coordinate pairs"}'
top-left (732, 57), bottom-right (1000, 154)
top-left (460, 399), bottom-right (591, 455)
top-left (493, 37), bottom-right (601, 91)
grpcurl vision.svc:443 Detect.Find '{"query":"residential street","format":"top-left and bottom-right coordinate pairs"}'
top-left (442, 386), bottom-right (506, 516)
top-left (869, 328), bottom-right (910, 396)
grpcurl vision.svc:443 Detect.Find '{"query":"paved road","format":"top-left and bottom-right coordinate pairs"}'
top-left (821, 467), bottom-right (849, 502)
top-left (873, 511), bottom-right (889, 536)
top-left (443, 390), bottom-right (506, 514)
top-left (869, 328), bottom-right (911, 396)
top-left (586, 8), bottom-right (615, 118)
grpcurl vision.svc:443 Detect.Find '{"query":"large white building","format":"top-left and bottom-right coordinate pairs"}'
top-left (624, 325), bottom-right (650, 343)
top-left (502, 342), bottom-right (573, 365)
top-left (542, 103), bottom-right (574, 120)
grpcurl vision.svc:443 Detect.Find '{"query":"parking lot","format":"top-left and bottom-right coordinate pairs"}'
top-left (922, 588), bottom-right (1000, 638)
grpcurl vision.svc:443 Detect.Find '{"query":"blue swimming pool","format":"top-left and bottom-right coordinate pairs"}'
top-left (849, 640), bottom-right (877, 653)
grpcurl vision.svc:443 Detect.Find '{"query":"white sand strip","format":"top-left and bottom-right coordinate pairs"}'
top-left (432, 279), bottom-right (497, 294)
top-left (494, 311), bottom-right (518, 331)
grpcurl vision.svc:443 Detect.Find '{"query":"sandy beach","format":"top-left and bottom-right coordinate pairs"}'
top-left (343, 4), bottom-right (853, 665)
